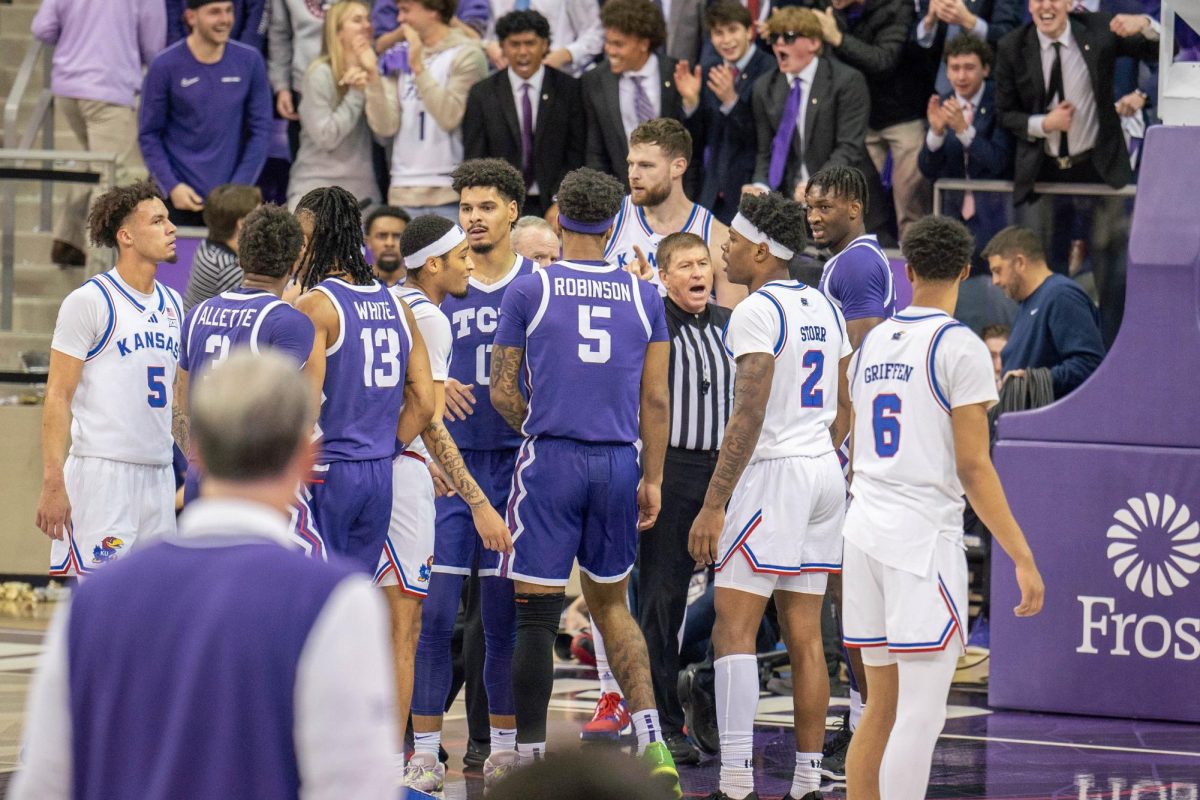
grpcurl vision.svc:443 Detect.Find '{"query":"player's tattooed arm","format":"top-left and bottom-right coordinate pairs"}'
top-left (172, 368), bottom-right (189, 456)
top-left (702, 352), bottom-right (774, 510)
top-left (489, 344), bottom-right (527, 433)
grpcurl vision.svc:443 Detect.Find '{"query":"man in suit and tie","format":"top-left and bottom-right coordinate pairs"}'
top-left (916, 0), bottom-right (1024, 95)
top-left (746, 7), bottom-right (884, 233)
top-left (582, 0), bottom-right (688, 190)
top-left (464, 10), bottom-right (586, 218)
top-left (919, 34), bottom-right (1018, 330)
top-left (677, 1), bottom-right (776, 224)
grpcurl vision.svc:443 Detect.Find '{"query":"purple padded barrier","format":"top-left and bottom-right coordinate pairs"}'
top-left (989, 125), bottom-right (1200, 723)
top-left (889, 257), bottom-right (913, 311)
top-left (155, 234), bottom-right (203, 298)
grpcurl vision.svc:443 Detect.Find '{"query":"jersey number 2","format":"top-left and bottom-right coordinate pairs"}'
top-left (578, 306), bottom-right (611, 364)
top-left (361, 328), bottom-right (402, 388)
top-left (872, 394), bottom-right (901, 457)
top-left (801, 350), bottom-right (824, 408)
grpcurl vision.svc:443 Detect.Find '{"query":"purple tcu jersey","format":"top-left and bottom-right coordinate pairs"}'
top-left (312, 277), bottom-right (412, 462)
top-left (494, 260), bottom-right (668, 443)
top-left (442, 255), bottom-right (535, 451)
top-left (179, 289), bottom-right (315, 386)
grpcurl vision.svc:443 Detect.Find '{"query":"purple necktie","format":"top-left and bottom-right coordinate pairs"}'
top-left (521, 83), bottom-right (535, 185)
top-left (768, 77), bottom-right (803, 190)
top-left (631, 75), bottom-right (656, 124)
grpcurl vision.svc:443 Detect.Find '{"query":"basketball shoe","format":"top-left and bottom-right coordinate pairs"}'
top-left (580, 691), bottom-right (631, 740)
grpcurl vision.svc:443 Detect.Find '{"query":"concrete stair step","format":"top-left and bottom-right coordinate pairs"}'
top-left (13, 294), bottom-right (62, 335)
top-left (12, 261), bottom-right (89, 298)
top-left (0, 331), bottom-right (51, 371)
top-left (0, 5), bottom-right (37, 36)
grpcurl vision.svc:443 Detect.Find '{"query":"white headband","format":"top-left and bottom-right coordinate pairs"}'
top-left (731, 213), bottom-right (794, 261)
top-left (404, 225), bottom-right (467, 269)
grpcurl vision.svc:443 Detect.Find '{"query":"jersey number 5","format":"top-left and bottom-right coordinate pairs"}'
top-left (361, 328), bottom-right (402, 388)
top-left (146, 366), bottom-right (167, 408)
top-left (872, 394), bottom-right (901, 457)
top-left (578, 306), bottom-right (611, 364)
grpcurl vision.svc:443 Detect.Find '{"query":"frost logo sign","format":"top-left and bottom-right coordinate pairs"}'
top-left (1077, 493), bottom-right (1200, 661)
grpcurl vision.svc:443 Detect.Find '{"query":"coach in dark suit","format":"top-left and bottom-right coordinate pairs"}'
top-left (993, 1), bottom-right (1159, 205)
top-left (463, 10), bottom-right (585, 218)
top-left (582, 0), bottom-right (688, 189)
top-left (748, 7), bottom-right (885, 232)
top-left (678, 1), bottom-right (775, 223)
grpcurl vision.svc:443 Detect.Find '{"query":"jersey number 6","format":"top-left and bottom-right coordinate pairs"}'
top-left (872, 393), bottom-right (901, 457)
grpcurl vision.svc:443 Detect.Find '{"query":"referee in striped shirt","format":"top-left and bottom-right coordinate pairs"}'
top-left (637, 231), bottom-right (734, 765)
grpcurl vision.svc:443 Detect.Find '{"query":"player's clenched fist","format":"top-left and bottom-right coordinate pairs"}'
top-left (688, 506), bottom-right (724, 564)
top-left (473, 503), bottom-right (513, 554)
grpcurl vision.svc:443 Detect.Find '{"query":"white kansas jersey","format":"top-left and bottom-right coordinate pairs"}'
top-left (603, 197), bottom-right (715, 295)
top-left (843, 307), bottom-right (998, 576)
top-left (722, 280), bottom-right (849, 461)
top-left (391, 285), bottom-right (453, 459)
top-left (390, 44), bottom-right (470, 188)
top-left (51, 270), bottom-right (182, 466)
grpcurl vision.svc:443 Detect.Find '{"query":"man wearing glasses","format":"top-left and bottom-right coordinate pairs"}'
top-left (744, 7), bottom-right (874, 208)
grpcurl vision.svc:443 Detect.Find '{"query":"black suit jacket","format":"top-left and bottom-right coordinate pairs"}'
top-left (686, 49), bottom-right (776, 221)
top-left (994, 14), bottom-right (1157, 204)
top-left (463, 66), bottom-right (585, 212)
top-left (582, 56), bottom-right (686, 189)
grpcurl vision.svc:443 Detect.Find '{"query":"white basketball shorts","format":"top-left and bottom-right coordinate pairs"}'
top-left (374, 451), bottom-right (435, 595)
top-left (51, 455), bottom-right (175, 577)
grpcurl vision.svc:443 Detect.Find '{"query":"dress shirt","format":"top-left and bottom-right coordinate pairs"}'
top-left (485, 0), bottom-right (604, 77)
top-left (753, 56), bottom-right (820, 191)
top-left (619, 54), bottom-right (663, 141)
top-left (1028, 27), bottom-right (1098, 156)
top-left (925, 84), bottom-right (986, 151)
top-left (10, 498), bottom-right (396, 800)
top-left (508, 65), bottom-right (546, 195)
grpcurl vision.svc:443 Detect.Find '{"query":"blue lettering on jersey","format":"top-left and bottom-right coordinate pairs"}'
top-left (117, 330), bottom-right (180, 359)
top-left (864, 362), bottom-right (914, 383)
top-left (799, 325), bottom-right (827, 342)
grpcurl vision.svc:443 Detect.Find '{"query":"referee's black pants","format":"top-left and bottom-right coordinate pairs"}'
top-left (636, 446), bottom-right (718, 737)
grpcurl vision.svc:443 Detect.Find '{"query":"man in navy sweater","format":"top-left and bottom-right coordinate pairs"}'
top-left (12, 351), bottom-right (396, 800)
top-left (983, 226), bottom-right (1105, 398)
top-left (139, 0), bottom-right (272, 226)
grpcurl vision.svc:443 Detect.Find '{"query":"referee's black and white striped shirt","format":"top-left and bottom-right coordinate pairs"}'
top-left (665, 298), bottom-right (734, 451)
top-left (183, 240), bottom-right (243, 312)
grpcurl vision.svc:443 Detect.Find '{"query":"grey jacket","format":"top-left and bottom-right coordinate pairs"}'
top-left (268, 0), bottom-right (328, 93)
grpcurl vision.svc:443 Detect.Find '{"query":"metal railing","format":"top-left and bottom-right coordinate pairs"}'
top-left (3, 40), bottom-right (56, 233)
top-left (932, 179), bottom-right (1137, 216)
top-left (0, 149), bottom-right (116, 331)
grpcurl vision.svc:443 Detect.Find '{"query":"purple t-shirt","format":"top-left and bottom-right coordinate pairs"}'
top-left (180, 288), bottom-right (314, 382)
top-left (494, 260), bottom-right (668, 444)
top-left (818, 234), bottom-right (896, 322)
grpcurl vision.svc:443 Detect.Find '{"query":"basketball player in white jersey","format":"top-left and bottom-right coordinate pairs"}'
top-left (383, 215), bottom-right (513, 792)
top-left (689, 193), bottom-right (851, 800)
top-left (842, 216), bottom-right (1043, 800)
top-left (604, 117), bottom-right (745, 307)
top-left (37, 181), bottom-right (184, 576)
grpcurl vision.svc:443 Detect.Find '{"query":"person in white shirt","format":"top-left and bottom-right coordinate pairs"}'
top-left (482, 0), bottom-right (604, 77)
top-left (36, 181), bottom-right (185, 578)
top-left (689, 192), bottom-right (852, 800)
top-left (841, 215), bottom-right (1044, 800)
top-left (13, 350), bottom-right (397, 800)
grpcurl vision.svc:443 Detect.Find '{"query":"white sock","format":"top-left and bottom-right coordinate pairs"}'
top-left (880, 649), bottom-right (958, 800)
top-left (413, 730), bottom-right (441, 757)
top-left (490, 726), bottom-right (516, 753)
top-left (716, 653), bottom-right (759, 798)
top-left (516, 741), bottom-right (545, 765)
top-left (590, 615), bottom-right (622, 695)
top-left (631, 708), bottom-right (662, 754)
top-left (791, 751), bottom-right (823, 797)
top-left (849, 688), bottom-right (863, 732)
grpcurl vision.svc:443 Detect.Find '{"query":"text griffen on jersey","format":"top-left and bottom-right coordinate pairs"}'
top-left (493, 260), bottom-right (669, 443)
top-left (441, 255), bottom-right (535, 451)
top-left (842, 307), bottom-right (999, 576)
top-left (179, 288), bottom-right (315, 382)
top-left (722, 280), bottom-right (851, 460)
top-left (312, 278), bottom-right (412, 462)
top-left (50, 270), bottom-right (183, 465)
top-left (602, 197), bottom-right (715, 294)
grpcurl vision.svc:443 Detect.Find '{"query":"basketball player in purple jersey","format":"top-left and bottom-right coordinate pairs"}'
top-left (293, 187), bottom-right (435, 572)
top-left (407, 161), bottom-right (535, 785)
top-left (177, 208), bottom-right (316, 551)
top-left (490, 168), bottom-right (681, 795)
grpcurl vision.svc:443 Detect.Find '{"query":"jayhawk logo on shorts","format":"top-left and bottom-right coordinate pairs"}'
top-left (418, 555), bottom-right (434, 583)
top-left (92, 536), bottom-right (125, 565)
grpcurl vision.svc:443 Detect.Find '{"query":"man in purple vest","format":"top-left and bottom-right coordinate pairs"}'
top-left (490, 167), bottom-right (680, 795)
top-left (12, 350), bottom-right (397, 800)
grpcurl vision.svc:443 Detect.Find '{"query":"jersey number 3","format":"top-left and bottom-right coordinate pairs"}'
top-left (578, 306), bottom-right (611, 364)
top-left (872, 394), bottom-right (901, 457)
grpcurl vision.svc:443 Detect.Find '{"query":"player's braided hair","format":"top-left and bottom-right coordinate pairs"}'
top-left (738, 192), bottom-right (807, 256)
top-left (87, 180), bottom-right (164, 249)
top-left (295, 186), bottom-right (372, 290)
top-left (555, 168), bottom-right (624, 226)
top-left (901, 215), bottom-right (975, 282)
top-left (806, 165), bottom-right (870, 214)
top-left (239, 204), bottom-right (304, 280)
top-left (451, 158), bottom-right (527, 209)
